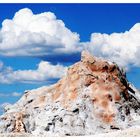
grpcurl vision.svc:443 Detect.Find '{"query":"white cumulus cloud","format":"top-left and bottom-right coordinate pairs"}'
top-left (0, 8), bottom-right (140, 70)
top-left (0, 60), bottom-right (67, 84)
top-left (0, 8), bottom-right (82, 56)
top-left (88, 23), bottom-right (140, 69)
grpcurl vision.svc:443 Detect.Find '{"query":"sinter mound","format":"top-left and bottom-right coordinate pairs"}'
top-left (0, 51), bottom-right (140, 136)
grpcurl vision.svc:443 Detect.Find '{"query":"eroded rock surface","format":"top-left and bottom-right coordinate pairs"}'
top-left (0, 51), bottom-right (140, 136)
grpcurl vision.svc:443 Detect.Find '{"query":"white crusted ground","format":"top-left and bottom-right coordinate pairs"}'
top-left (0, 84), bottom-right (140, 137)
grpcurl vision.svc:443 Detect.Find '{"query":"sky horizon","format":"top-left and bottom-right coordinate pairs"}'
top-left (0, 3), bottom-right (140, 114)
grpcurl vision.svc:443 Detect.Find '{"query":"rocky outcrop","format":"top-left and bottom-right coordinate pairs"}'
top-left (0, 51), bottom-right (140, 136)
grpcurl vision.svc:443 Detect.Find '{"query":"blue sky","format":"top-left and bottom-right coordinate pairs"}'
top-left (0, 3), bottom-right (140, 113)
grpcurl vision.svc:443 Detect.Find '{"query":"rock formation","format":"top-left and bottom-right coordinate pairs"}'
top-left (0, 51), bottom-right (140, 136)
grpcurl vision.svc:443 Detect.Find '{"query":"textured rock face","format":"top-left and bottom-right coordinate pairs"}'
top-left (0, 51), bottom-right (140, 136)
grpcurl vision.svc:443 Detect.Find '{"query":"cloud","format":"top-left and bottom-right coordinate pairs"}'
top-left (0, 92), bottom-right (21, 97)
top-left (0, 8), bottom-right (82, 56)
top-left (0, 60), bottom-right (67, 84)
top-left (0, 8), bottom-right (140, 70)
top-left (11, 92), bottom-right (22, 97)
top-left (0, 61), bottom-right (4, 70)
top-left (88, 23), bottom-right (140, 69)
